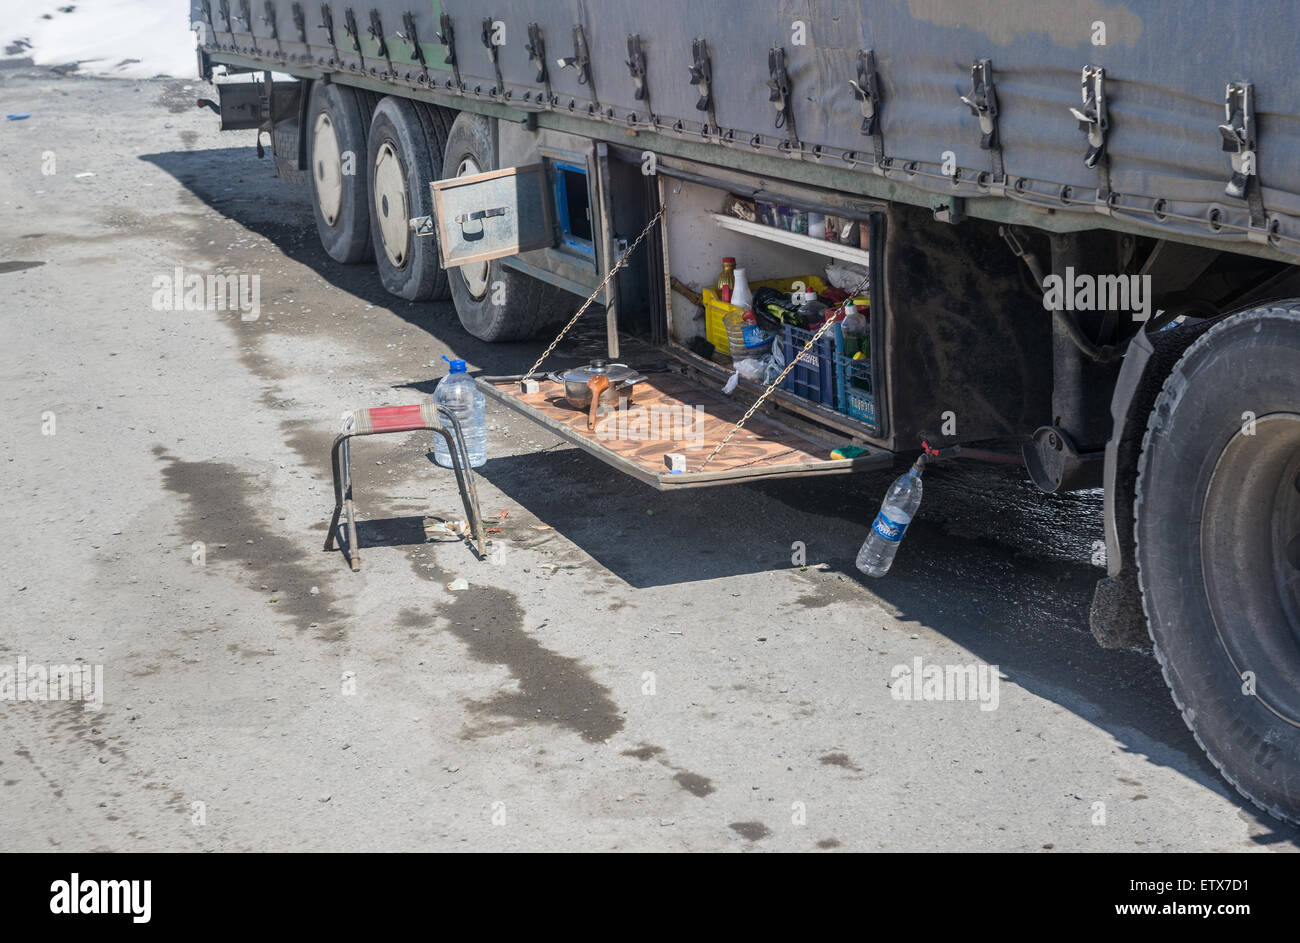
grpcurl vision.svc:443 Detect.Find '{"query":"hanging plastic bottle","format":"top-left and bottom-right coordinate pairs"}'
top-left (856, 458), bottom-right (925, 577)
top-left (432, 355), bottom-right (487, 468)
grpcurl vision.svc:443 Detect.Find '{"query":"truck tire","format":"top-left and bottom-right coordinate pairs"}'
top-left (307, 83), bottom-right (374, 263)
top-left (365, 96), bottom-right (453, 302)
top-left (443, 112), bottom-right (576, 342)
top-left (1135, 302), bottom-right (1300, 824)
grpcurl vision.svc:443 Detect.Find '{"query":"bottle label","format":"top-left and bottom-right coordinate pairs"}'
top-left (872, 511), bottom-right (908, 542)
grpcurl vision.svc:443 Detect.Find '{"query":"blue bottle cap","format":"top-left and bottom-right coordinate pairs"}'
top-left (442, 355), bottom-right (467, 373)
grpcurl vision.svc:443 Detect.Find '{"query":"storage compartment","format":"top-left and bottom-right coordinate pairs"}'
top-left (438, 147), bottom-right (896, 490)
top-left (659, 176), bottom-right (882, 438)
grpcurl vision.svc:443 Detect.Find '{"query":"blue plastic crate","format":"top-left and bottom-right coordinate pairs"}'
top-left (780, 323), bottom-right (837, 407)
top-left (833, 341), bottom-right (877, 429)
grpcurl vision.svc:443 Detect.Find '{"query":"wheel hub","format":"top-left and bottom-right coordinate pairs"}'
top-left (456, 155), bottom-right (490, 300)
top-left (373, 142), bottom-right (410, 268)
top-left (312, 113), bottom-right (344, 227)
top-left (1201, 411), bottom-right (1300, 725)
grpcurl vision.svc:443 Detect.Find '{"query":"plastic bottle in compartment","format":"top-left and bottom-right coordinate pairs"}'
top-left (716, 257), bottom-right (736, 303)
top-left (791, 288), bottom-right (826, 325)
top-left (432, 357), bottom-right (487, 469)
top-left (840, 300), bottom-right (869, 357)
top-left (723, 306), bottom-right (770, 357)
top-left (722, 269), bottom-right (768, 356)
top-left (730, 267), bottom-right (753, 308)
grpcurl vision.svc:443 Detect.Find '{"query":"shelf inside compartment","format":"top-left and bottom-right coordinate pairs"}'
top-left (708, 213), bottom-right (871, 266)
top-left (479, 369), bottom-right (890, 490)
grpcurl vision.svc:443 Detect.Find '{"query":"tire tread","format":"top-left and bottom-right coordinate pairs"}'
top-left (1134, 303), bottom-right (1300, 826)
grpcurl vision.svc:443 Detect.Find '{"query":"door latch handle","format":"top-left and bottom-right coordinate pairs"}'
top-left (456, 207), bottom-right (508, 224)
top-left (455, 207), bottom-right (508, 239)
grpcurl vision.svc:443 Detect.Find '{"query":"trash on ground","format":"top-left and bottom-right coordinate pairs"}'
top-left (424, 518), bottom-right (468, 541)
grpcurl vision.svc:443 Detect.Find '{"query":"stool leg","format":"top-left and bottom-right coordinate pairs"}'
top-left (341, 438), bottom-right (360, 570)
top-left (325, 434), bottom-right (347, 551)
top-left (345, 497), bottom-right (361, 571)
top-left (435, 408), bottom-right (486, 557)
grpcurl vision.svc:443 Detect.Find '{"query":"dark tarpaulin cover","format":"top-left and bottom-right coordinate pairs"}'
top-left (193, 0), bottom-right (1300, 254)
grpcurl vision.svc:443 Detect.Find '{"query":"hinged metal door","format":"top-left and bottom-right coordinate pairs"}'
top-left (429, 164), bottom-right (554, 267)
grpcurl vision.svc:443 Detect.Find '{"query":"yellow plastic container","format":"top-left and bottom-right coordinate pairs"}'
top-left (702, 275), bottom-right (831, 359)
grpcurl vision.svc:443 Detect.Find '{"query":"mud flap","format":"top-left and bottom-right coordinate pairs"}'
top-left (1090, 320), bottom-right (1217, 648)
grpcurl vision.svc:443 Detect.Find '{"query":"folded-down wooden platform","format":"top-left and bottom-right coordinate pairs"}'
top-left (480, 370), bottom-right (889, 489)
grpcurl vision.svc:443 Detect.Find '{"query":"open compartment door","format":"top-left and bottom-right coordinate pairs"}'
top-left (479, 356), bottom-right (891, 490)
top-left (430, 164), bottom-right (555, 267)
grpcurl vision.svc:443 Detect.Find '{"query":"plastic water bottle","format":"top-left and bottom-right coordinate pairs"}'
top-left (856, 459), bottom-right (925, 577)
top-left (433, 356), bottom-right (487, 468)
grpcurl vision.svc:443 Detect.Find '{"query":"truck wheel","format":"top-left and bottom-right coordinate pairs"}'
top-left (366, 96), bottom-right (453, 302)
top-left (443, 112), bottom-right (576, 342)
top-left (307, 83), bottom-right (374, 263)
top-left (1135, 303), bottom-right (1300, 824)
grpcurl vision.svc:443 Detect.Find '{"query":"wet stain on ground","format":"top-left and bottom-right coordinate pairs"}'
top-left (409, 557), bottom-right (624, 744)
top-left (622, 741), bottom-right (716, 798)
top-left (154, 447), bottom-right (339, 638)
top-left (672, 771), bottom-right (716, 798)
top-left (37, 702), bottom-right (129, 770)
top-left (280, 421), bottom-right (333, 480)
top-left (729, 821), bottom-right (772, 842)
top-left (795, 592), bottom-right (839, 609)
top-left (156, 81), bottom-right (199, 114)
top-left (0, 260), bottom-right (46, 274)
top-left (397, 608), bottom-right (427, 628)
top-left (819, 752), bottom-right (863, 772)
top-left (227, 643), bottom-right (277, 658)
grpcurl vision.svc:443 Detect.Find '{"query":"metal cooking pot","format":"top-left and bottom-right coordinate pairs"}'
top-left (548, 359), bottom-right (647, 409)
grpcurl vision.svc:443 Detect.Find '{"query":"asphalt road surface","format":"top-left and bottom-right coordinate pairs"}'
top-left (2, 67), bottom-right (1296, 852)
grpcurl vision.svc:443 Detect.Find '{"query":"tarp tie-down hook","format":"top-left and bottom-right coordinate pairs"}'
top-left (959, 58), bottom-right (1006, 192)
top-left (1069, 65), bottom-right (1108, 169)
top-left (766, 45), bottom-right (798, 150)
top-left (1220, 81), bottom-right (1257, 200)
top-left (480, 16), bottom-right (505, 97)
top-left (959, 58), bottom-right (999, 150)
top-left (688, 38), bottom-right (719, 139)
top-left (436, 12), bottom-right (463, 90)
top-left (525, 23), bottom-right (552, 103)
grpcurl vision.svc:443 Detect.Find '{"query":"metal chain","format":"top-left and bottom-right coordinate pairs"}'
top-left (524, 205), bottom-right (666, 380)
top-left (702, 272), bottom-right (870, 467)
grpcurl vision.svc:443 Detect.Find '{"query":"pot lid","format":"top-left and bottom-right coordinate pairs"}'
top-left (556, 359), bottom-right (639, 383)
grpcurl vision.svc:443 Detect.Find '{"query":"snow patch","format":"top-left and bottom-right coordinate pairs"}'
top-left (4, 0), bottom-right (197, 79)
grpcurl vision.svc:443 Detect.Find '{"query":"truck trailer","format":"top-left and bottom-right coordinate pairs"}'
top-left (189, 0), bottom-right (1300, 824)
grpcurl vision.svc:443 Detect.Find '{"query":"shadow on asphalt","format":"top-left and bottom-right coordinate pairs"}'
top-left (143, 144), bottom-right (1299, 847)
